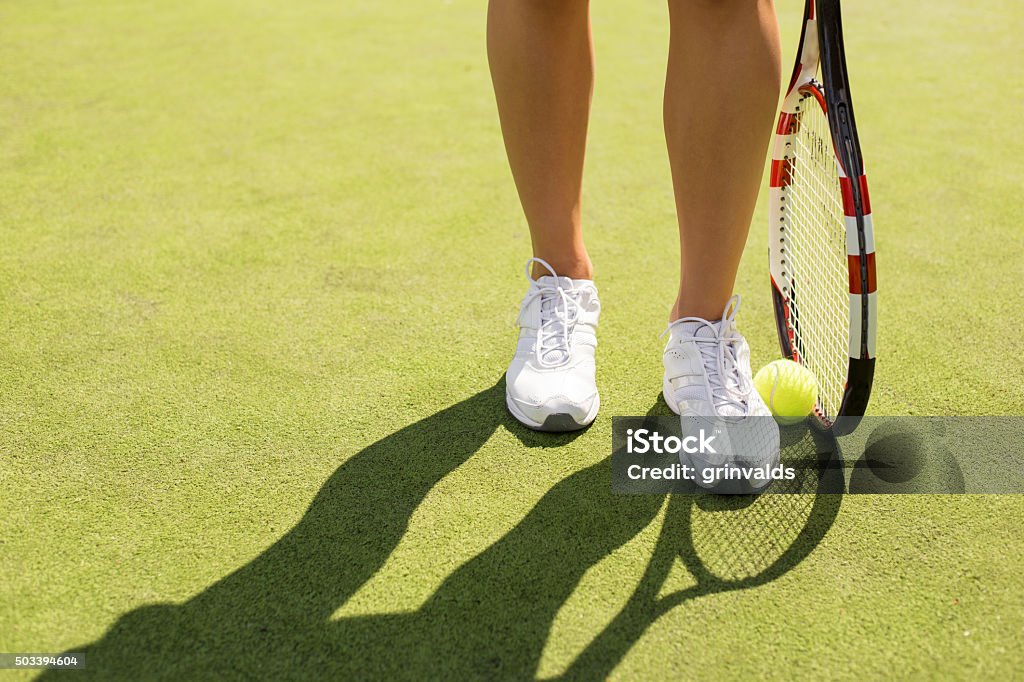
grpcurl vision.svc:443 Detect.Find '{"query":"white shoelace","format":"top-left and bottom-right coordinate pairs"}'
top-left (518, 258), bottom-right (594, 368)
top-left (664, 295), bottom-right (753, 415)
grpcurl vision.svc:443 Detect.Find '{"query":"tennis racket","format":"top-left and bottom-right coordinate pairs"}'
top-left (769, 0), bottom-right (876, 432)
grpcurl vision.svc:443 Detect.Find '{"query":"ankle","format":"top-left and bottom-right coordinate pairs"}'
top-left (531, 255), bottom-right (593, 281)
top-left (670, 300), bottom-right (725, 323)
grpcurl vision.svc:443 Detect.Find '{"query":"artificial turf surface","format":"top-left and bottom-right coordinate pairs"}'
top-left (1, 0), bottom-right (1023, 679)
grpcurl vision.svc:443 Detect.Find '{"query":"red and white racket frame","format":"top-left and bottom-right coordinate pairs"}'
top-left (768, 0), bottom-right (876, 430)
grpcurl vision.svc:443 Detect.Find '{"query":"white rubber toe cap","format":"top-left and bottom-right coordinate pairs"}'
top-left (505, 370), bottom-right (599, 432)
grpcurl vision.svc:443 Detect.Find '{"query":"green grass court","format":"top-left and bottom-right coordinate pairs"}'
top-left (2, 0), bottom-right (1023, 678)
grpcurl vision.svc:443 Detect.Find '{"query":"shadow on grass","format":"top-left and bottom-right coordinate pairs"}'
top-left (41, 382), bottom-right (842, 680)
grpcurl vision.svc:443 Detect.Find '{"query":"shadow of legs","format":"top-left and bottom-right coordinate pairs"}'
top-left (41, 393), bottom-right (840, 681)
top-left (41, 382), bottom-right (512, 680)
top-left (41, 382), bottom-right (648, 680)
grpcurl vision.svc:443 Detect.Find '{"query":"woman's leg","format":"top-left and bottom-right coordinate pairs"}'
top-left (487, 0), bottom-right (594, 280)
top-left (491, 0), bottom-right (600, 431)
top-left (664, 0), bottom-right (781, 320)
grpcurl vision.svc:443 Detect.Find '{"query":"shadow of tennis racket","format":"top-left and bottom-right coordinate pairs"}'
top-left (557, 423), bottom-right (844, 680)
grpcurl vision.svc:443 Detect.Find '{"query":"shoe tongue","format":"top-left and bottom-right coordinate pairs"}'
top-left (535, 275), bottom-right (574, 290)
top-left (674, 319), bottom-right (720, 340)
top-left (536, 277), bottom-right (571, 314)
top-left (535, 276), bottom-right (575, 365)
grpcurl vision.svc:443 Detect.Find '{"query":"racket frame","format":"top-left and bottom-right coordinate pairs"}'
top-left (768, 0), bottom-right (876, 431)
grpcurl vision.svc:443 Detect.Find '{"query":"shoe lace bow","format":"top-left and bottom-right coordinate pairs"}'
top-left (663, 295), bottom-right (753, 415)
top-left (518, 258), bottom-right (594, 368)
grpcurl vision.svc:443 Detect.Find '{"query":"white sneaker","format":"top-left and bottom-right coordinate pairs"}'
top-left (662, 295), bottom-right (780, 492)
top-left (505, 258), bottom-right (600, 431)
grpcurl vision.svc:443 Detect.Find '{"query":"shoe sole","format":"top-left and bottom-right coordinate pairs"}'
top-left (505, 390), bottom-right (600, 432)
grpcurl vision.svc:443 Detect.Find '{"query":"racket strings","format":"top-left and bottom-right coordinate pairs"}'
top-left (780, 92), bottom-right (850, 422)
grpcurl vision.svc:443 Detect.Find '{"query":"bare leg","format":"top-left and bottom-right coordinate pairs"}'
top-left (487, 0), bottom-right (594, 280)
top-left (665, 0), bottom-right (781, 320)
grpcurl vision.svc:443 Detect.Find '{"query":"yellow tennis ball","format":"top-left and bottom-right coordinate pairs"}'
top-left (754, 359), bottom-right (818, 425)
